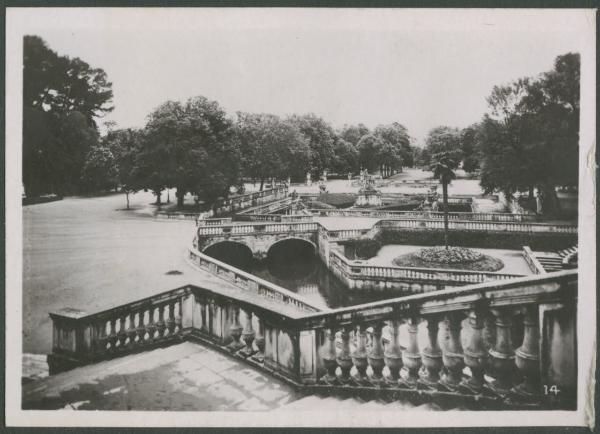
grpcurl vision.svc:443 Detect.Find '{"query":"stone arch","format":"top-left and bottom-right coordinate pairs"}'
top-left (266, 237), bottom-right (317, 259)
top-left (202, 240), bottom-right (254, 270)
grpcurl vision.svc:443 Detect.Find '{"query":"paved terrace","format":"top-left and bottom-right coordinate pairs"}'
top-left (24, 342), bottom-right (445, 411)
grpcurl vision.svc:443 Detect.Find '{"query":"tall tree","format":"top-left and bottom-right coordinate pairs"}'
top-left (104, 128), bottom-right (143, 209)
top-left (339, 124), bottom-right (370, 147)
top-left (22, 35), bottom-right (113, 196)
top-left (460, 124), bottom-right (482, 173)
top-left (480, 53), bottom-right (579, 214)
top-left (374, 122), bottom-right (413, 171)
top-left (288, 114), bottom-right (336, 177)
top-left (81, 145), bottom-right (118, 192)
top-left (236, 112), bottom-right (310, 188)
top-left (424, 126), bottom-right (462, 165)
top-left (357, 134), bottom-right (384, 172)
top-left (138, 96), bottom-right (239, 209)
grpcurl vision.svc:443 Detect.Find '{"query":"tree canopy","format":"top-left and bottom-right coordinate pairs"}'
top-left (22, 35), bottom-right (113, 196)
top-left (137, 97), bottom-right (240, 207)
top-left (479, 52), bottom-right (579, 213)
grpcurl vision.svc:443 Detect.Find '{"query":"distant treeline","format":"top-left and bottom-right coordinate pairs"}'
top-left (23, 35), bottom-right (578, 214)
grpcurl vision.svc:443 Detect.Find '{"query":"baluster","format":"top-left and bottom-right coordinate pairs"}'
top-left (239, 309), bottom-right (256, 357)
top-left (227, 305), bottom-right (244, 351)
top-left (175, 299), bottom-right (182, 333)
top-left (117, 316), bottom-right (127, 349)
top-left (487, 308), bottom-right (516, 395)
top-left (351, 324), bottom-right (368, 384)
top-left (127, 312), bottom-right (137, 348)
top-left (384, 320), bottom-right (403, 385)
top-left (251, 316), bottom-right (265, 363)
top-left (108, 318), bottom-right (117, 352)
top-left (146, 308), bottom-right (156, 341)
top-left (156, 304), bottom-right (166, 339)
top-left (399, 317), bottom-right (421, 388)
top-left (511, 306), bottom-right (541, 401)
top-left (166, 301), bottom-right (176, 335)
top-left (437, 313), bottom-right (464, 392)
top-left (367, 323), bottom-right (385, 385)
top-left (137, 309), bottom-right (146, 345)
top-left (96, 321), bottom-right (108, 355)
top-left (419, 316), bottom-right (443, 389)
top-left (320, 328), bottom-right (339, 384)
top-left (461, 309), bottom-right (488, 394)
top-left (337, 327), bottom-right (353, 384)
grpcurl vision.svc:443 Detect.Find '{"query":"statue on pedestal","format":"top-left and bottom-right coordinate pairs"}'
top-left (306, 172), bottom-right (312, 186)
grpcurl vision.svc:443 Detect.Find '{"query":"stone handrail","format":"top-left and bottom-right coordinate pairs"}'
top-left (187, 246), bottom-right (322, 313)
top-left (376, 218), bottom-right (577, 234)
top-left (221, 186), bottom-right (288, 207)
top-left (197, 221), bottom-right (320, 236)
top-left (522, 246), bottom-right (547, 274)
top-left (236, 197), bottom-right (295, 215)
top-left (308, 208), bottom-right (540, 222)
top-left (196, 218), bottom-right (577, 241)
top-left (196, 217), bottom-right (233, 226)
top-left (48, 270), bottom-right (578, 410)
top-left (234, 214), bottom-right (314, 223)
top-left (328, 249), bottom-right (523, 291)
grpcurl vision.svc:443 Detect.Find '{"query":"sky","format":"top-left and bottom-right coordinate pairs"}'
top-left (8, 8), bottom-right (593, 144)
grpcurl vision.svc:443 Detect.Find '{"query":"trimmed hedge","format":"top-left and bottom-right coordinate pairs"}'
top-left (375, 228), bottom-right (577, 251)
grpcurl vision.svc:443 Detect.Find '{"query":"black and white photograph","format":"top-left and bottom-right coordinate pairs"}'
top-left (5, 6), bottom-right (596, 428)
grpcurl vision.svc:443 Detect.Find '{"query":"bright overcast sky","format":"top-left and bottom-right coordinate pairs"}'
top-left (7, 8), bottom-right (594, 144)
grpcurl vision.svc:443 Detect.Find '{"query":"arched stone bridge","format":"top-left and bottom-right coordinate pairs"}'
top-left (195, 222), bottom-right (320, 261)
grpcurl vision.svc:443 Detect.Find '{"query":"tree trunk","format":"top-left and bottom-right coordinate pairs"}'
top-left (155, 189), bottom-right (162, 205)
top-left (167, 189), bottom-right (171, 203)
top-left (176, 189), bottom-right (185, 209)
top-left (442, 181), bottom-right (449, 249)
top-left (528, 186), bottom-right (534, 199)
top-left (260, 178), bottom-right (265, 191)
top-left (542, 184), bottom-right (561, 215)
top-left (125, 191), bottom-right (130, 210)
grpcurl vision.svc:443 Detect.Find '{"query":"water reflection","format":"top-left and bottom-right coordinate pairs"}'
top-left (204, 240), bottom-right (404, 309)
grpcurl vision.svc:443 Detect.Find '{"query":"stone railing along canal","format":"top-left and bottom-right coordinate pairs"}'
top-left (48, 270), bottom-right (578, 410)
top-left (328, 249), bottom-right (523, 292)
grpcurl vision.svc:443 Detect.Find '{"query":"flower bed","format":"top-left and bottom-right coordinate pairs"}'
top-left (392, 246), bottom-right (505, 272)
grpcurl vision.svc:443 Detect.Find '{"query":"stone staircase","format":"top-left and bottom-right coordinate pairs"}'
top-left (534, 245), bottom-right (578, 272)
top-left (277, 394), bottom-right (447, 411)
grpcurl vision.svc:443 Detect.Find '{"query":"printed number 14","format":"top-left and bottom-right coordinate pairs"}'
top-left (544, 385), bottom-right (560, 395)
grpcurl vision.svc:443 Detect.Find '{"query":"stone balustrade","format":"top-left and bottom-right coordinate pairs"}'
top-left (236, 197), bottom-right (295, 215)
top-left (234, 214), bottom-right (314, 223)
top-left (187, 247), bottom-right (322, 313)
top-left (197, 222), bottom-right (320, 237)
top-left (328, 249), bottom-right (523, 292)
top-left (309, 208), bottom-right (538, 222)
top-left (196, 218), bottom-right (576, 241)
top-left (522, 246), bottom-right (547, 274)
top-left (48, 270), bottom-right (578, 410)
